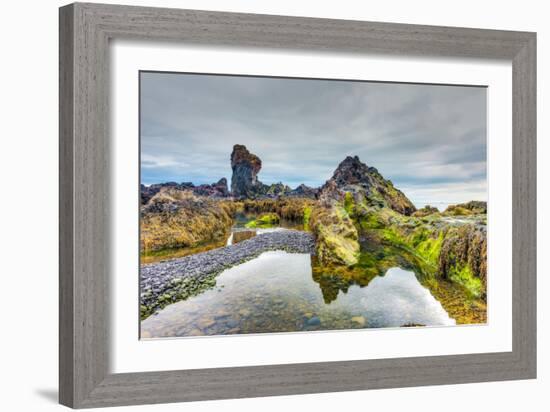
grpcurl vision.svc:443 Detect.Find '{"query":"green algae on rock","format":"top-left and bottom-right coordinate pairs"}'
top-left (309, 205), bottom-right (360, 267)
top-left (140, 189), bottom-right (238, 253)
top-left (245, 213), bottom-right (280, 228)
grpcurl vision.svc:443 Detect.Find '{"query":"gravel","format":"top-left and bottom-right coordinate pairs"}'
top-left (140, 230), bottom-right (315, 314)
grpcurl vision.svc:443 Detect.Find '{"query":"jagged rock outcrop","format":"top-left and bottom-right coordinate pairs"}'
top-left (193, 178), bottom-right (229, 198)
top-left (141, 179), bottom-right (229, 204)
top-left (141, 182), bottom-right (188, 204)
top-left (288, 184), bottom-right (319, 199)
top-left (230, 144), bottom-right (267, 198)
top-left (319, 156), bottom-right (416, 215)
top-left (265, 182), bottom-right (291, 197)
top-left (444, 201), bottom-right (487, 216)
top-left (413, 205), bottom-right (440, 218)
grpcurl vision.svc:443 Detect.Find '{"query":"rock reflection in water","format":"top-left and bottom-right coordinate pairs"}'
top-left (226, 230), bottom-right (256, 246)
top-left (140, 251), bottom-right (455, 338)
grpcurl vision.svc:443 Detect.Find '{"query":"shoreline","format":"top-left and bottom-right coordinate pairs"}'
top-left (140, 229), bottom-right (315, 319)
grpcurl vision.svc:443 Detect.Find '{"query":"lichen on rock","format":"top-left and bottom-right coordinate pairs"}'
top-left (245, 213), bottom-right (280, 228)
top-left (140, 189), bottom-right (237, 252)
top-left (309, 205), bottom-right (360, 267)
top-left (318, 155), bottom-right (416, 215)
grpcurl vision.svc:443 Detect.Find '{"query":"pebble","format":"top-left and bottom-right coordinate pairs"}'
top-left (141, 230), bottom-right (315, 315)
top-left (307, 316), bottom-right (321, 326)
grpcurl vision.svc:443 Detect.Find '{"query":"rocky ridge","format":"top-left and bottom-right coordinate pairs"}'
top-left (140, 178), bottom-right (229, 204)
top-left (319, 155), bottom-right (416, 215)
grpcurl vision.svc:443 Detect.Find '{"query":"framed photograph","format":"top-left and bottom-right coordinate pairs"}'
top-left (59, 2), bottom-right (536, 408)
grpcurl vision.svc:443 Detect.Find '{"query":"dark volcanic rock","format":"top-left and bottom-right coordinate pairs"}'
top-left (230, 145), bottom-right (266, 198)
top-left (320, 155), bottom-right (416, 215)
top-left (141, 182), bottom-right (185, 204)
top-left (193, 178), bottom-right (229, 198)
top-left (265, 182), bottom-right (291, 197)
top-left (141, 179), bottom-right (229, 204)
top-left (288, 184), bottom-right (319, 199)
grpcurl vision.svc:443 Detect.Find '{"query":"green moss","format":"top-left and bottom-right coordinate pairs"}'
top-left (344, 192), bottom-right (355, 216)
top-left (415, 231), bottom-right (444, 266)
top-left (409, 227), bottom-right (429, 247)
top-left (359, 212), bottom-right (385, 230)
top-left (448, 264), bottom-right (483, 298)
top-left (380, 227), bottom-right (406, 246)
top-left (310, 205), bottom-right (359, 267)
top-left (245, 213), bottom-right (280, 228)
top-left (356, 211), bottom-right (444, 277)
top-left (303, 206), bottom-right (312, 230)
top-left (444, 206), bottom-right (473, 216)
top-left (316, 225), bottom-right (359, 266)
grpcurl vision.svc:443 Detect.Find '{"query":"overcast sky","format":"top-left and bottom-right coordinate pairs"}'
top-left (140, 72), bottom-right (487, 209)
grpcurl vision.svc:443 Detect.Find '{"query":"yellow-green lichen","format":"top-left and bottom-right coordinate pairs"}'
top-left (448, 263), bottom-right (483, 298)
top-left (303, 206), bottom-right (312, 230)
top-left (245, 213), bottom-right (280, 228)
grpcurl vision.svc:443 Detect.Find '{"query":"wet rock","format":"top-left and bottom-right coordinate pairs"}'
top-left (309, 205), bottom-right (359, 267)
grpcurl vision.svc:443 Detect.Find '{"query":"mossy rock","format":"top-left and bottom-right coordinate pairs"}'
top-left (245, 213), bottom-right (280, 228)
top-left (310, 205), bottom-right (359, 267)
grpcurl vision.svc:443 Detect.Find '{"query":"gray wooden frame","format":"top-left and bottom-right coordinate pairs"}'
top-left (59, 2), bottom-right (536, 409)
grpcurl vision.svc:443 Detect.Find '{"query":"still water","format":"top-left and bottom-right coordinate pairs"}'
top-left (141, 250), bottom-right (455, 338)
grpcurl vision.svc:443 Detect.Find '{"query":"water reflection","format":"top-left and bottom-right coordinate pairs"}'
top-left (141, 251), bottom-right (454, 338)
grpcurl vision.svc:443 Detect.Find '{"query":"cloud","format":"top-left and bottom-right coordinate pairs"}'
top-left (141, 153), bottom-right (184, 169)
top-left (140, 72), bottom-right (486, 206)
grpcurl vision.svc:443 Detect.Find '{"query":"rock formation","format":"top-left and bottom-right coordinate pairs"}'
top-left (141, 179), bottom-right (229, 204)
top-left (288, 184), bottom-right (319, 199)
top-left (413, 205), bottom-right (440, 218)
top-left (230, 144), bottom-right (266, 198)
top-left (444, 201), bottom-right (487, 216)
top-left (265, 182), bottom-right (291, 197)
top-left (319, 155), bottom-right (416, 215)
top-left (193, 178), bottom-right (229, 198)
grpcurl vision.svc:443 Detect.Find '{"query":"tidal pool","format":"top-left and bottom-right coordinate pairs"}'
top-left (140, 250), bottom-right (455, 338)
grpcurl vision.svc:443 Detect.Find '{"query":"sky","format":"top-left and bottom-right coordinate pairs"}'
top-left (140, 72), bottom-right (487, 209)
